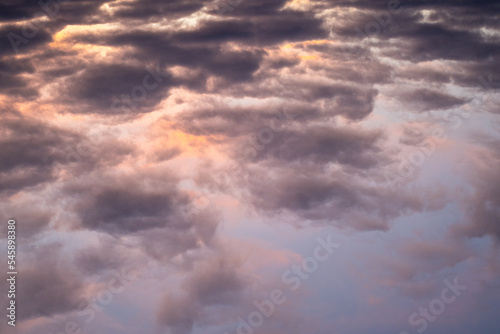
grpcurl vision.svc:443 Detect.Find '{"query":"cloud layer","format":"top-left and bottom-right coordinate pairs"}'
top-left (0, 0), bottom-right (499, 334)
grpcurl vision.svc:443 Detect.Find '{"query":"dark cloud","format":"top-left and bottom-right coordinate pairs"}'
top-left (388, 25), bottom-right (499, 63)
top-left (0, 0), bottom-right (499, 333)
top-left (110, 0), bottom-right (205, 19)
top-left (209, 0), bottom-right (288, 17)
top-left (395, 64), bottom-right (453, 85)
top-left (63, 63), bottom-right (173, 114)
top-left (0, 115), bottom-right (80, 194)
top-left (157, 293), bottom-right (200, 334)
top-left (176, 10), bottom-right (326, 45)
top-left (16, 243), bottom-right (86, 319)
top-left (0, 200), bottom-right (52, 238)
top-left (68, 177), bottom-right (189, 233)
top-left (74, 235), bottom-right (130, 275)
top-left (252, 125), bottom-right (384, 168)
top-left (157, 251), bottom-right (247, 333)
top-left (173, 87), bottom-right (378, 144)
top-left (0, 56), bottom-right (38, 97)
top-left (0, 24), bottom-right (53, 56)
top-left (242, 166), bottom-right (429, 230)
top-left (398, 88), bottom-right (468, 112)
top-left (61, 169), bottom-right (219, 262)
top-left (0, 114), bottom-right (133, 195)
top-left (0, 0), bottom-right (114, 57)
top-left (398, 125), bottom-right (428, 146)
top-left (184, 257), bottom-right (245, 306)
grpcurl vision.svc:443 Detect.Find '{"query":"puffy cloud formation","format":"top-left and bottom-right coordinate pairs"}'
top-left (0, 0), bottom-right (499, 333)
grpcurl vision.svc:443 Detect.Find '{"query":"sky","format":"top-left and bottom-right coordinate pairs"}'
top-left (0, 0), bottom-right (499, 334)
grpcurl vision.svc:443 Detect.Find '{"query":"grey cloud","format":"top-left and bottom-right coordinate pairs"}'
top-left (64, 63), bottom-right (174, 114)
top-left (455, 137), bottom-right (500, 241)
top-left (252, 125), bottom-right (384, 169)
top-left (61, 170), bottom-right (220, 262)
top-left (157, 293), bottom-right (200, 334)
top-left (157, 250), bottom-right (247, 333)
top-left (110, 0), bottom-right (205, 19)
top-left (0, 200), bottom-right (52, 238)
top-left (243, 167), bottom-right (428, 231)
top-left (184, 257), bottom-right (245, 306)
top-left (69, 178), bottom-right (190, 234)
top-left (17, 243), bottom-right (86, 319)
top-left (0, 115), bottom-right (81, 194)
top-left (74, 235), bottom-right (130, 276)
top-left (208, 0), bottom-right (288, 17)
top-left (398, 88), bottom-right (468, 112)
top-left (0, 24), bottom-right (53, 56)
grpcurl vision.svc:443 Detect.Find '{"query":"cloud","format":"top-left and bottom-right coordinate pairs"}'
top-left (252, 125), bottom-right (384, 167)
top-left (110, 0), bottom-right (205, 19)
top-left (398, 88), bottom-right (468, 112)
top-left (66, 172), bottom-right (189, 233)
top-left (16, 243), bottom-right (87, 319)
top-left (1, 0), bottom-right (500, 333)
top-left (0, 115), bottom-right (80, 194)
top-left (454, 136), bottom-right (500, 241)
top-left (157, 249), bottom-right (247, 334)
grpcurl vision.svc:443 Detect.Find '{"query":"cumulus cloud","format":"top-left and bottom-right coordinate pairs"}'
top-left (1, 0), bottom-right (499, 333)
